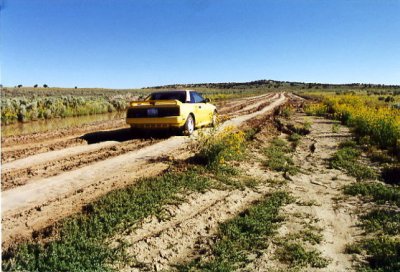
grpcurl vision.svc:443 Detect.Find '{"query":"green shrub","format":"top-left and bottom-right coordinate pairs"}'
top-left (2, 170), bottom-right (212, 271)
top-left (264, 138), bottom-right (299, 175)
top-left (1, 96), bottom-right (128, 125)
top-left (288, 133), bottom-right (302, 149)
top-left (276, 242), bottom-right (329, 268)
top-left (304, 103), bottom-right (328, 116)
top-left (194, 126), bottom-right (246, 170)
top-left (281, 105), bottom-right (295, 118)
top-left (360, 209), bottom-right (400, 235)
top-left (178, 191), bottom-right (292, 270)
top-left (330, 147), bottom-right (376, 181)
top-left (344, 182), bottom-right (400, 206)
top-left (356, 236), bottom-right (400, 272)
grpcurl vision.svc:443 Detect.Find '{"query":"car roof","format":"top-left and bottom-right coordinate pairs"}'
top-left (151, 90), bottom-right (194, 93)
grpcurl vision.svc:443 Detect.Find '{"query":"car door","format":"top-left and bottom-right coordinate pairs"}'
top-left (191, 92), bottom-right (210, 126)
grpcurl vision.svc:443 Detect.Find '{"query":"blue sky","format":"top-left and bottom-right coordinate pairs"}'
top-left (1, 0), bottom-right (399, 88)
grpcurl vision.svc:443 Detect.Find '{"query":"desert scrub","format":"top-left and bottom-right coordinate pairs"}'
top-left (330, 146), bottom-right (376, 181)
top-left (288, 132), bottom-right (302, 149)
top-left (346, 236), bottom-right (400, 272)
top-left (0, 86), bottom-right (268, 124)
top-left (344, 182), bottom-right (400, 207)
top-left (332, 123), bottom-right (340, 133)
top-left (344, 177), bottom-right (400, 271)
top-left (305, 93), bottom-right (400, 155)
top-left (278, 226), bottom-right (324, 249)
top-left (1, 96), bottom-right (128, 125)
top-left (281, 105), bottom-right (295, 118)
top-left (304, 103), bottom-right (328, 116)
top-left (360, 209), bottom-right (400, 235)
top-left (193, 126), bottom-right (246, 170)
top-left (360, 237), bottom-right (400, 272)
top-left (264, 137), bottom-right (299, 175)
top-left (276, 241), bottom-right (329, 269)
top-left (177, 191), bottom-right (292, 271)
top-left (2, 170), bottom-right (212, 272)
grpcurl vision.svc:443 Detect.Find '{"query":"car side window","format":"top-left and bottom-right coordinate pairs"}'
top-left (190, 92), bottom-right (196, 103)
top-left (193, 92), bottom-right (205, 103)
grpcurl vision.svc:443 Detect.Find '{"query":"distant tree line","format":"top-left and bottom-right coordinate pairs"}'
top-left (145, 79), bottom-right (399, 90)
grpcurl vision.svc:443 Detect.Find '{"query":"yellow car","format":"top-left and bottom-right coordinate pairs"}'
top-left (126, 90), bottom-right (217, 135)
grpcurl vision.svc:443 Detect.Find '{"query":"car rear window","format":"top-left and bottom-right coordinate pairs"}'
top-left (148, 92), bottom-right (187, 103)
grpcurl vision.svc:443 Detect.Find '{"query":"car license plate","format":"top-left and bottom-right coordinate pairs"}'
top-left (147, 108), bottom-right (158, 117)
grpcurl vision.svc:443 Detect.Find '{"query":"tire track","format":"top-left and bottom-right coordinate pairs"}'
top-left (1, 119), bottom-right (128, 163)
top-left (1, 93), bottom-right (286, 249)
top-left (2, 139), bottom-right (158, 190)
top-left (219, 93), bottom-right (274, 116)
top-left (1, 93), bottom-right (277, 188)
top-left (113, 187), bottom-right (269, 271)
top-left (1, 94), bottom-right (271, 163)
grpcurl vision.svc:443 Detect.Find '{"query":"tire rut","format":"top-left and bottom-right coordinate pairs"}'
top-left (1, 95), bottom-right (269, 163)
top-left (1, 93), bottom-right (286, 249)
top-left (219, 93), bottom-right (274, 115)
top-left (113, 187), bottom-right (269, 271)
top-left (1, 137), bottom-right (87, 163)
top-left (1, 139), bottom-right (158, 190)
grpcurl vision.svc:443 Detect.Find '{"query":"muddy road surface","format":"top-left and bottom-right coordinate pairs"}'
top-left (1, 92), bottom-right (285, 248)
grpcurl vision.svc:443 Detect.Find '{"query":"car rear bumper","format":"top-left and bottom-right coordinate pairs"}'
top-left (126, 116), bottom-right (185, 129)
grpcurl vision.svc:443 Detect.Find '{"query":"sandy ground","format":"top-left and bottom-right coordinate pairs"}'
top-left (108, 104), bottom-right (362, 271)
top-left (114, 188), bottom-right (269, 271)
top-left (245, 115), bottom-right (361, 272)
top-left (1, 92), bottom-right (286, 249)
top-left (287, 116), bottom-right (360, 271)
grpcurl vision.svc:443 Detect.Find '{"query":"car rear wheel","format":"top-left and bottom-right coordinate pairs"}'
top-left (183, 114), bottom-right (195, 135)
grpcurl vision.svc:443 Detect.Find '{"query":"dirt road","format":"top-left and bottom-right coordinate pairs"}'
top-left (109, 99), bottom-right (361, 271)
top-left (1, 92), bottom-right (285, 248)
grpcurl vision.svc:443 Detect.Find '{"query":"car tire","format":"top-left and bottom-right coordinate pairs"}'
top-left (130, 126), bottom-right (141, 137)
top-left (211, 111), bottom-right (218, 127)
top-left (183, 114), bottom-right (195, 135)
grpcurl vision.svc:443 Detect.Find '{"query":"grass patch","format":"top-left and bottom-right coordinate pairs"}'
top-left (345, 182), bottom-right (400, 271)
top-left (276, 242), bottom-right (329, 269)
top-left (298, 229), bottom-right (323, 245)
top-left (339, 139), bottom-right (358, 148)
top-left (212, 170), bottom-right (260, 190)
top-left (345, 177), bottom-right (400, 271)
top-left (288, 133), bottom-right (302, 149)
top-left (360, 209), bottom-right (400, 235)
top-left (2, 170), bottom-right (212, 272)
top-left (176, 191), bottom-right (292, 271)
top-left (330, 146), bottom-right (376, 181)
top-left (332, 123), bottom-right (340, 133)
top-left (360, 237), bottom-right (400, 272)
top-left (283, 228), bottom-right (323, 246)
top-left (344, 182), bottom-right (400, 207)
top-left (281, 105), bottom-right (295, 118)
top-left (244, 127), bottom-right (260, 141)
top-left (348, 237), bottom-right (400, 272)
top-left (296, 199), bottom-right (319, 207)
top-left (288, 133), bottom-right (302, 143)
top-left (264, 138), bottom-right (299, 175)
top-left (286, 122), bottom-right (312, 136)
